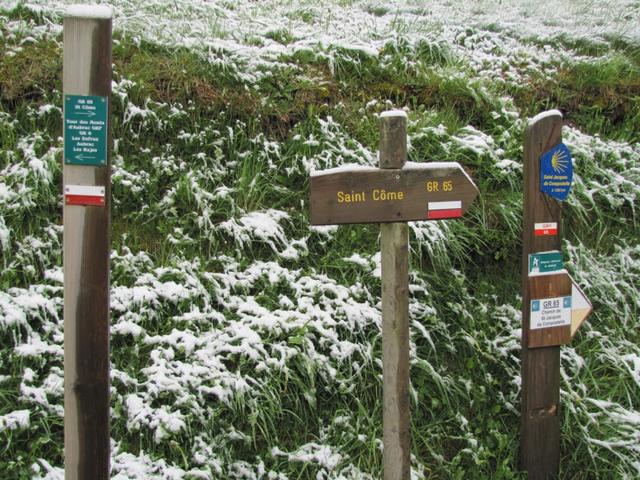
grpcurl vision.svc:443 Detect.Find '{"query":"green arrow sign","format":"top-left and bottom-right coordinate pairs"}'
top-left (64, 94), bottom-right (108, 166)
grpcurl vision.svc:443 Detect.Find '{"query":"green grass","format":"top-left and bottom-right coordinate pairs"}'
top-left (511, 54), bottom-right (640, 142)
top-left (1, 4), bottom-right (639, 479)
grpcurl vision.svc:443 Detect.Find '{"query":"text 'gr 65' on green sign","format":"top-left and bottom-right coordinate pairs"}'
top-left (64, 94), bottom-right (108, 166)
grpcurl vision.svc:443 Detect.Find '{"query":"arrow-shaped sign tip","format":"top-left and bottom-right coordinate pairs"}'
top-left (570, 280), bottom-right (592, 337)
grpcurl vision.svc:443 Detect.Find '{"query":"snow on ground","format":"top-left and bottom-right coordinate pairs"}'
top-left (4, 0), bottom-right (639, 89)
top-left (1, 0), bottom-right (639, 478)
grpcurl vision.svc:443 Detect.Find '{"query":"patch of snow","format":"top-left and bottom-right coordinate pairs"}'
top-left (0, 410), bottom-right (30, 432)
top-left (65, 4), bottom-right (112, 19)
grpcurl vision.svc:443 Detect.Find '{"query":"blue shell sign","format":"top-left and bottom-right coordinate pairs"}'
top-left (540, 143), bottom-right (573, 200)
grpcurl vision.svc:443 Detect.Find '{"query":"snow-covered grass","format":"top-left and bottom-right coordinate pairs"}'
top-left (0, 0), bottom-right (638, 478)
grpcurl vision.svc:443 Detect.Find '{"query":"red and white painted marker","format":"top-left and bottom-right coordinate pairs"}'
top-left (427, 200), bottom-right (462, 220)
top-left (64, 184), bottom-right (105, 206)
top-left (534, 222), bottom-right (557, 236)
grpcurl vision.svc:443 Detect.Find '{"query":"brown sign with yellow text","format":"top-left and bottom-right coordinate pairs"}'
top-left (310, 162), bottom-right (478, 225)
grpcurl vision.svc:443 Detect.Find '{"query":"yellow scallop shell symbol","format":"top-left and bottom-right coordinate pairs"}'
top-left (551, 149), bottom-right (569, 173)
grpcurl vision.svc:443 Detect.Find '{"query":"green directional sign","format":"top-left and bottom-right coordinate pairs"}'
top-left (528, 250), bottom-right (563, 275)
top-left (64, 94), bottom-right (108, 166)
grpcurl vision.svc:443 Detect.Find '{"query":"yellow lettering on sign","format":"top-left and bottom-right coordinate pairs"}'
top-left (372, 189), bottom-right (405, 201)
top-left (426, 180), bottom-right (454, 192)
top-left (337, 191), bottom-right (366, 203)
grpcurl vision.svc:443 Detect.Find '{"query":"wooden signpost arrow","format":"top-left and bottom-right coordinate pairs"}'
top-left (570, 279), bottom-right (592, 337)
top-left (527, 271), bottom-right (592, 348)
top-left (520, 110), bottom-right (593, 479)
top-left (310, 111), bottom-right (478, 479)
top-left (311, 163), bottom-right (477, 225)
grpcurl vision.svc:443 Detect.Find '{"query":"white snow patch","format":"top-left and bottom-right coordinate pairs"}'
top-left (272, 442), bottom-right (342, 470)
top-left (65, 4), bottom-right (112, 19)
top-left (0, 410), bottom-right (30, 432)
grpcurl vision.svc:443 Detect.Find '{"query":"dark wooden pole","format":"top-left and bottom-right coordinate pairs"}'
top-left (520, 111), bottom-right (564, 479)
top-left (63, 6), bottom-right (112, 479)
top-left (379, 111), bottom-right (411, 480)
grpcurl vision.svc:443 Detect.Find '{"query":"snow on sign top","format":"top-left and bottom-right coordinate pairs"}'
top-left (311, 164), bottom-right (378, 177)
top-left (310, 162), bottom-right (478, 225)
top-left (529, 109), bottom-right (562, 125)
top-left (66, 5), bottom-right (113, 19)
top-left (379, 110), bottom-right (407, 119)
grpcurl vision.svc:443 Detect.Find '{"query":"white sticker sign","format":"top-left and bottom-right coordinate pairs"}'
top-left (64, 184), bottom-right (106, 206)
top-left (534, 222), bottom-right (558, 236)
top-left (530, 296), bottom-right (571, 330)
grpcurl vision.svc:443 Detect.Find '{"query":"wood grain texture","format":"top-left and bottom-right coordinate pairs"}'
top-left (527, 274), bottom-right (572, 348)
top-left (520, 111), bottom-right (563, 479)
top-left (381, 222), bottom-right (410, 480)
top-left (379, 114), bottom-right (407, 169)
top-left (63, 12), bottom-right (112, 480)
top-left (379, 113), bottom-right (411, 480)
top-left (310, 164), bottom-right (477, 225)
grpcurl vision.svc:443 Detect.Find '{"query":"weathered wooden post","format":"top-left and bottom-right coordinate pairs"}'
top-left (310, 110), bottom-right (478, 479)
top-left (520, 110), bottom-right (592, 479)
top-left (379, 112), bottom-right (411, 479)
top-left (63, 5), bottom-right (112, 479)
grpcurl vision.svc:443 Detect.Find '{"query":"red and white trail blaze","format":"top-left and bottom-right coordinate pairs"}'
top-left (534, 222), bottom-right (557, 236)
top-left (64, 184), bottom-right (106, 206)
top-left (427, 200), bottom-right (462, 219)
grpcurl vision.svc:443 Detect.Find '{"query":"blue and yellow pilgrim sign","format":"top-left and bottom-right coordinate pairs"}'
top-left (540, 142), bottom-right (573, 201)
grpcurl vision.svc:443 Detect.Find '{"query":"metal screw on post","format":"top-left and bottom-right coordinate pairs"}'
top-left (379, 111), bottom-right (411, 480)
top-left (63, 6), bottom-right (112, 480)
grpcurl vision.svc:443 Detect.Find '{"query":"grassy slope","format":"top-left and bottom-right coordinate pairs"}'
top-left (0, 3), bottom-right (639, 479)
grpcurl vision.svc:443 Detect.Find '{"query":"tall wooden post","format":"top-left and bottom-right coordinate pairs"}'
top-left (310, 109), bottom-right (478, 479)
top-left (520, 111), bottom-right (563, 479)
top-left (379, 111), bottom-right (411, 480)
top-left (63, 6), bottom-right (112, 479)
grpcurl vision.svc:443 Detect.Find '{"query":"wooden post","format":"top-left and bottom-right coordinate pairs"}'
top-left (310, 110), bottom-right (478, 479)
top-left (63, 6), bottom-right (112, 480)
top-left (379, 111), bottom-right (411, 480)
top-left (520, 110), bottom-right (564, 479)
